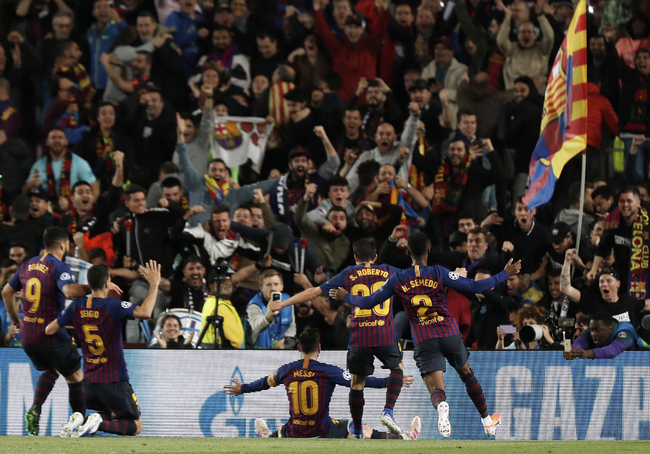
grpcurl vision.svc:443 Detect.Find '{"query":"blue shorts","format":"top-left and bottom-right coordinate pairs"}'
top-left (347, 343), bottom-right (402, 376)
top-left (83, 381), bottom-right (141, 420)
top-left (413, 334), bottom-right (468, 376)
top-left (23, 341), bottom-right (81, 377)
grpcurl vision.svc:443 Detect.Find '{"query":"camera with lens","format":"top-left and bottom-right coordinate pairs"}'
top-left (210, 259), bottom-right (231, 283)
top-left (519, 313), bottom-right (574, 344)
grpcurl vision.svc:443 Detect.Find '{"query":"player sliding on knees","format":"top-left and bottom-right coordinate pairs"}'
top-left (330, 233), bottom-right (521, 438)
top-left (45, 260), bottom-right (162, 437)
top-left (268, 237), bottom-right (405, 437)
top-left (224, 328), bottom-right (421, 440)
top-left (1, 227), bottom-right (121, 436)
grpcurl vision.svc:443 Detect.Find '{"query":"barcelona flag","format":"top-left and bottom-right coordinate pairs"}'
top-left (523, 0), bottom-right (587, 209)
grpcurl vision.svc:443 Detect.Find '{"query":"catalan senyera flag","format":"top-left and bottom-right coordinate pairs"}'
top-left (523, 0), bottom-right (587, 210)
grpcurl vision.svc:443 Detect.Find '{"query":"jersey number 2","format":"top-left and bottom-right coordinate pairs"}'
top-left (411, 294), bottom-right (441, 324)
top-left (288, 380), bottom-right (319, 416)
top-left (352, 282), bottom-right (390, 318)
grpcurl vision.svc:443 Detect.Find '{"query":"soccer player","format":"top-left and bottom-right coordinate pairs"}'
top-left (1, 227), bottom-right (114, 436)
top-left (269, 238), bottom-right (404, 437)
top-left (331, 232), bottom-right (521, 438)
top-left (224, 328), bottom-right (421, 440)
top-left (45, 260), bottom-right (161, 437)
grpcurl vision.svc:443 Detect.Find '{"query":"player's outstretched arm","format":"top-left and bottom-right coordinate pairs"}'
top-left (268, 286), bottom-right (323, 312)
top-left (62, 283), bottom-right (93, 299)
top-left (133, 260), bottom-right (162, 319)
top-left (441, 260), bottom-right (521, 294)
top-left (224, 379), bottom-right (244, 395)
top-left (225, 374), bottom-right (276, 395)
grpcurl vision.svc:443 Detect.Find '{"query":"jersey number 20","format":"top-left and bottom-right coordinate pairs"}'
top-left (351, 282), bottom-right (390, 318)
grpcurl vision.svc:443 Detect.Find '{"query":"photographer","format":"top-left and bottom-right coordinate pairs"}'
top-left (495, 305), bottom-right (556, 350)
top-left (244, 269), bottom-right (296, 349)
top-left (200, 273), bottom-right (244, 349)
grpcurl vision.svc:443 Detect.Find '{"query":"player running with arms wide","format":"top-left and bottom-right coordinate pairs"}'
top-left (45, 260), bottom-right (161, 437)
top-left (331, 232), bottom-right (521, 438)
top-left (269, 237), bottom-right (405, 437)
top-left (224, 328), bottom-right (421, 440)
top-left (1, 227), bottom-right (121, 436)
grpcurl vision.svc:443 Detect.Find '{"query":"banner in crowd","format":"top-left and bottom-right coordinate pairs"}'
top-left (210, 117), bottom-right (273, 174)
top-left (523, 0), bottom-right (587, 209)
top-left (1, 350), bottom-right (649, 440)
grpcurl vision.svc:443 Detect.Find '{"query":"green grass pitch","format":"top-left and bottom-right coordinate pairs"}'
top-left (1, 438), bottom-right (649, 454)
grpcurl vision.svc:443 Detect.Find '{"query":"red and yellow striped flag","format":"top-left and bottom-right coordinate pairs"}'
top-left (523, 0), bottom-right (587, 209)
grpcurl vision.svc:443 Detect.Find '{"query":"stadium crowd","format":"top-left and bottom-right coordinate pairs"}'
top-left (1, 0), bottom-right (650, 353)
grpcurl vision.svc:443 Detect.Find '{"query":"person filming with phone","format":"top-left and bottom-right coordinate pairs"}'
top-left (244, 269), bottom-right (296, 349)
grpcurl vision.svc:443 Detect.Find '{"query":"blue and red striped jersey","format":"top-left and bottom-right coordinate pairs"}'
top-left (241, 358), bottom-right (387, 438)
top-left (57, 296), bottom-right (135, 383)
top-left (8, 253), bottom-right (75, 346)
top-left (320, 263), bottom-right (398, 347)
top-left (344, 265), bottom-right (510, 345)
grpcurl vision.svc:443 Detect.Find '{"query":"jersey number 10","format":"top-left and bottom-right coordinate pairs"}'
top-left (288, 380), bottom-right (319, 416)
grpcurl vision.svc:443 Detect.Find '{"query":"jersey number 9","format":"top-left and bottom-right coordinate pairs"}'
top-left (25, 277), bottom-right (42, 314)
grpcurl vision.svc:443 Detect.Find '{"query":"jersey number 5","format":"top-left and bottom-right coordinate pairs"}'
top-left (288, 380), bottom-right (319, 416)
top-left (352, 282), bottom-right (390, 318)
top-left (82, 324), bottom-right (106, 356)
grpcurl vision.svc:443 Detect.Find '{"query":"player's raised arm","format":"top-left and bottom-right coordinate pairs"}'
top-left (133, 261), bottom-right (162, 319)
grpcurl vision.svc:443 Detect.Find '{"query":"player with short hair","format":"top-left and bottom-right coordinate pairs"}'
top-left (224, 328), bottom-right (421, 440)
top-left (270, 238), bottom-right (404, 437)
top-left (331, 232), bottom-right (521, 438)
top-left (45, 260), bottom-right (161, 437)
top-left (1, 227), bottom-right (110, 436)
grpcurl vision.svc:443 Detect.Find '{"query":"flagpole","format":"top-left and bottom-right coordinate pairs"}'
top-left (575, 150), bottom-right (587, 253)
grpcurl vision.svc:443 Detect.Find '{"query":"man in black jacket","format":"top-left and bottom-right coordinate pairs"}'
top-left (113, 184), bottom-right (185, 341)
top-left (123, 86), bottom-right (177, 188)
top-left (466, 269), bottom-right (510, 350)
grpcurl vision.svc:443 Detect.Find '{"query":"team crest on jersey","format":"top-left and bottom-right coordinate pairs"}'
top-left (214, 122), bottom-right (243, 150)
top-left (60, 273), bottom-right (71, 281)
top-left (343, 370), bottom-right (351, 381)
top-left (121, 301), bottom-right (133, 309)
top-left (448, 272), bottom-right (459, 280)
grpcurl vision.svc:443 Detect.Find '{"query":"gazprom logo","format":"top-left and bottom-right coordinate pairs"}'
top-left (230, 367), bottom-right (244, 416)
top-left (199, 366), bottom-right (245, 437)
